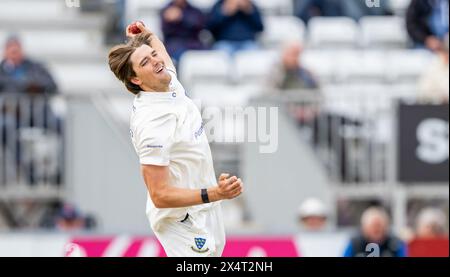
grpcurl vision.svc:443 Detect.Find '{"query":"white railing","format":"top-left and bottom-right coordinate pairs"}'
top-left (0, 94), bottom-right (64, 189)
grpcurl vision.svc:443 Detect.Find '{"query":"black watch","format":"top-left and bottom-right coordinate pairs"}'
top-left (201, 189), bottom-right (210, 203)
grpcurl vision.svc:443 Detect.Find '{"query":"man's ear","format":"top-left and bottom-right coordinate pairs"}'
top-left (131, 77), bottom-right (142, 86)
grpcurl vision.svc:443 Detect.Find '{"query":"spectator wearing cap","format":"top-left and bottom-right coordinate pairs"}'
top-left (298, 198), bottom-right (328, 231)
top-left (343, 207), bottom-right (407, 257)
top-left (207, 0), bottom-right (264, 56)
top-left (55, 204), bottom-right (85, 232)
top-left (407, 0), bottom-right (449, 51)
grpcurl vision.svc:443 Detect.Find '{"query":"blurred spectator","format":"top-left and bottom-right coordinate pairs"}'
top-left (207, 0), bottom-right (264, 55)
top-left (161, 0), bottom-right (207, 64)
top-left (56, 204), bottom-right (85, 231)
top-left (273, 42), bottom-right (319, 90)
top-left (407, 0), bottom-right (449, 51)
top-left (0, 36), bottom-right (57, 95)
top-left (0, 36), bottom-right (61, 186)
top-left (415, 207), bottom-right (448, 239)
top-left (55, 203), bottom-right (96, 232)
top-left (297, 198), bottom-right (328, 231)
top-left (418, 33), bottom-right (449, 103)
top-left (104, 0), bottom-right (127, 45)
top-left (294, 0), bottom-right (392, 23)
top-left (343, 207), bottom-right (407, 257)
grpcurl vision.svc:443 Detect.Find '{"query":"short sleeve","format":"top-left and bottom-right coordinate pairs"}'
top-left (136, 113), bottom-right (177, 166)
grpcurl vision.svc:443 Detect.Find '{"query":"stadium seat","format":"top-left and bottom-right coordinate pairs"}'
top-left (49, 63), bottom-right (120, 93)
top-left (178, 50), bottom-right (232, 88)
top-left (190, 83), bottom-right (262, 108)
top-left (308, 17), bottom-right (359, 49)
top-left (360, 16), bottom-right (409, 49)
top-left (190, 83), bottom-right (263, 144)
top-left (234, 50), bottom-right (279, 84)
top-left (387, 49), bottom-right (434, 83)
top-left (135, 16), bottom-right (163, 39)
top-left (301, 50), bottom-right (337, 83)
top-left (261, 16), bottom-right (306, 48)
top-left (0, 30), bottom-right (104, 63)
top-left (335, 50), bottom-right (387, 83)
top-left (252, 0), bottom-right (293, 15)
top-left (0, 0), bottom-right (66, 20)
top-left (130, 0), bottom-right (170, 22)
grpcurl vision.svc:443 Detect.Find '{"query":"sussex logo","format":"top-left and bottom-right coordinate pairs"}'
top-left (191, 238), bottom-right (209, 253)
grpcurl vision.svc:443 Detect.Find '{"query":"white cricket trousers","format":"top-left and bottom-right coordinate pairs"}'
top-left (154, 203), bottom-right (226, 257)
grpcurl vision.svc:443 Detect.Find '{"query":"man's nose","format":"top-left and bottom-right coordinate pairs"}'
top-left (150, 56), bottom-right (162, 66)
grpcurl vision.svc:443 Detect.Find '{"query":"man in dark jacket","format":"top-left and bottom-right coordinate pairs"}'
top-left (407, 0), bottom-right (449, 51)
top-left (160, 0), bottom-right (207, 64)
top-left (343, 207), bottom-right (407, 257)
top-left (0, 36), bottom-right (57, 95)
top-left (0, 36), bottom-right (61, 185)
top-left (207, 0), bottom-right (264, 55)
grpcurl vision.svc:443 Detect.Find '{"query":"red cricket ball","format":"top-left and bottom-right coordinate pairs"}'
top-left (128, 21), bottom-right (145, 35)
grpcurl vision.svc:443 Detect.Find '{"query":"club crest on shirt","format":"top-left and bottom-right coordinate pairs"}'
top-left (191, 237), bottom-right (209, 253)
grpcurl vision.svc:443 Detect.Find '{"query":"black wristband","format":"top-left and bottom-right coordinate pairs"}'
top-left (201, 189), bottom-right (210, 203)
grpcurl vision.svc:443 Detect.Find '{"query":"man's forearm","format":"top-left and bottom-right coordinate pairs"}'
top-left (149, 34), bottom-right (176, 73)
top-left (150, 185), bottom-right (221, 209)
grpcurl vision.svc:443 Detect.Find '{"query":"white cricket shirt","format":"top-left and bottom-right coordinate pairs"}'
top-left (130, 70), bottom-right (218, 232)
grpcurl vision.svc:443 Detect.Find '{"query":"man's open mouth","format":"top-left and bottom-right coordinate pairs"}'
top-left (155, 64), bottom-right (164, 74)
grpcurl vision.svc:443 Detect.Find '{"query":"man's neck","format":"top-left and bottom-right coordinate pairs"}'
top-left (142, 84), bottom-right (170, 93)
top-left (141, 72), bottom-right (172, 92)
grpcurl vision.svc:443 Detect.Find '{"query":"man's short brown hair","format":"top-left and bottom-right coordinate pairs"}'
top-left (108, 33), bottom-right (152, 94)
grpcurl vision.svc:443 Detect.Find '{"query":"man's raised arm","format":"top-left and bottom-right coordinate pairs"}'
top-left (126, 22), bottom-right (177, 74)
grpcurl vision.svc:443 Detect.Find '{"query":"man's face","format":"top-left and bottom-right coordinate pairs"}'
top-left (362, 216), bottom-right (388, 243)
top-left (417, 223), bottom-right (442, 239)
top-left (282, 44), bottom-right (302, 70)
top-left (130, 44), bottom-right (171, 92)
top-left (300, 216), bottom-right (327, 231)
top-left (4, 41), bottom-right (24, 66)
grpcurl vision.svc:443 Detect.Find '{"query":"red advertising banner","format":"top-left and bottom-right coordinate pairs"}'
top-left (408, 238), bottom-right (449, 257)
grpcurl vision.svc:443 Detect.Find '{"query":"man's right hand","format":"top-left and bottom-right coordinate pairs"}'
top-left (213, 173), bottom-right (244, 200)
top-left (126, 22), bottom-right (152, 39)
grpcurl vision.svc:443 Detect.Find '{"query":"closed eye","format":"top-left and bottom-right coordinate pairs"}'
top-left (140, 57), bottom-right (148, 67)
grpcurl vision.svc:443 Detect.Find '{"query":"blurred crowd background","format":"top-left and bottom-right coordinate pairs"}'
top-left (0, 0), bottom-right (448, 257)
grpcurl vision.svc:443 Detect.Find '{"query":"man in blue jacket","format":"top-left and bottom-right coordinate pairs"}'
top-left (407, 0), bottom-right (449, 51)
top-left (0, 36), bottom-right (57, 95)
top-left (343, 207), bottom-right (407, 257)
top-left (207, 0), bottom-right (264, 55)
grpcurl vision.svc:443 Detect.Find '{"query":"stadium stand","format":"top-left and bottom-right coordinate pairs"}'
top-left (0, 1), bottom-right (448, 258)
